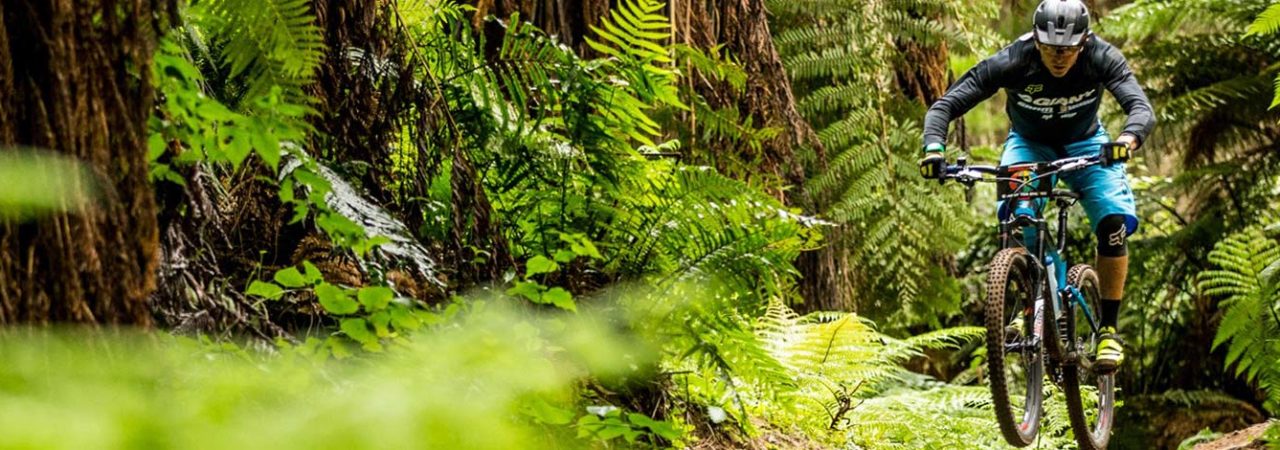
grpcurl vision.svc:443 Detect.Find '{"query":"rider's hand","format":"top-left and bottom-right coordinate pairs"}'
top-left (919, 143), bottom-right (946, 179)
top-left (1116, 133), bottom-right (1138, 151)
top-left (1102, 134), bottom-right (1137, 166)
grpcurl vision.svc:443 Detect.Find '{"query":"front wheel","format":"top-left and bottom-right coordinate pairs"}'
top-left (1063, 264), bottom-right (1116, 450)
top-left (985, 248), bottom-right (1045, 447)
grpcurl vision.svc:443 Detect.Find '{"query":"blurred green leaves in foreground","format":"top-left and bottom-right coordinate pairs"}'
top-left (0, 149), bottom-right (98, 221)
top-left (0, 298), bottom-right (664, 450)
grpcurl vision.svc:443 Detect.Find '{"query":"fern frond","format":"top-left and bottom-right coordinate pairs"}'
top-left (195, 0), bottom-right (325, 102)
top-left (1198, 224), bottom-right (1280, 413)
top-left (1246, 2), bottom-right (1280, 36)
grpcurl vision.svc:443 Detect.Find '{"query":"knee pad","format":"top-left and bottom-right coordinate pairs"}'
top-left (1096, 215), bottom-right (1128, 257)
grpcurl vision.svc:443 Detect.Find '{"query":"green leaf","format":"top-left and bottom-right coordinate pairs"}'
top-left (254, 131), bottom-right (281, 170)
top-left (543, 287), bottom-right (577, 312)
top-left (196, 100), bottom-right (235, 121)
top-left (148, 133), bottom-right (167, 162)
top-left (562, 233), bottom-right (603, 259)
top-left (390, 306), bottom-right (422, 331)
top-left (553, 249), bottom-right (577, 263)
top-left (627, 413), bottom-right (682, 440)
top-left (341, 318), bottom-right (379, 347)
top-left (316, 283), bottom-right (359, 315)
top-left (226, 135), bottom-right (252, 168)
top-left (357, 286), bottom-right (394, 311)
top-left (273, 267), bottom-right (309, 288)
top-left (326, 336), bottom-right (354, 359)
top-left (576, 415), bottom-right (601, 438)
top-left (369, 310), bottom-right (392, 337)
top-left (520, 398), bottom-right (575, 425)
top-left (302, 261), bottom-right (323, 284)
top-left (245, 281), bottom-right (284, 300)
top-left (278, 178), bottom-right (295, 203)
top-left (525, 255), bottom-right (559, 277)
top-left (1270, 73), bottom-right (1280, 110)
top-left (317, 213), bottom-right (365, 240)
top-left (352, 235), bottom-right (392, 258)
top-left (506, 281), bottom-right (546, 303)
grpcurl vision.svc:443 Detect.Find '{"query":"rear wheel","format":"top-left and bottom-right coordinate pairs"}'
top-left (985, 248), bottom-right (1045, 447)
top-left (1063, 264), bottom-right (1116, 450)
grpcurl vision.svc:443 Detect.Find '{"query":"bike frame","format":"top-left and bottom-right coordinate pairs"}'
top-left (1001, 192), bottom-right (1099, 365)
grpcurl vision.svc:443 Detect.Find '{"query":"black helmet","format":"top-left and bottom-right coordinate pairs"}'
top-left (1033, 0), bottom-right (1090, 46)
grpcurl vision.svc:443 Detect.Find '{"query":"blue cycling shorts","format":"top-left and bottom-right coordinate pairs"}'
top-left (998, 127), bottom-right (1139, 235)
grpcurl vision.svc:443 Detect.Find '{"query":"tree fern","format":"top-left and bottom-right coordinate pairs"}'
top-left (1247, 2), bottom-right (1280, 37)
top-left (770, 0), bottom-right (995, 311)
top-left (191, 0), bottom-right (325, 104)
top-left (1100, 0), bottom-right (1280, 401)
top-left (607, 165), bottom-right (820, 301)
top-left (1198, 225), bottom-right (1280, 412)
top-left (1247, 2), bottom-right (1280, 108)
top-left (1096, 0), bottom-right (1280, 158)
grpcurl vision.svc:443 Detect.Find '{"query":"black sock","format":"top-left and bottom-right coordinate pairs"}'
top-left (1100, 299), bottom-right (1121, 330)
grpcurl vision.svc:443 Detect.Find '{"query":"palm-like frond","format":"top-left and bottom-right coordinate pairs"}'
top-left (1248, 2), bottom-right (1280, 37)
top-left (744, 300), bottom-right (997, 444)
top-left (772, 0), bottom-right (991, 309)
top-left (193, 0), bottom-right (325, 103)
top-left (1197, 225), bottom-right (1280, 412)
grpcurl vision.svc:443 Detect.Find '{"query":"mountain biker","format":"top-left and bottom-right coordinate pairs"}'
top-left (918, 0), bottom-right (1154, 373)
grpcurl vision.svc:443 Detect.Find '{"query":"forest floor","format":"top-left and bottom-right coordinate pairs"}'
top-left (1194, 422), bottom-right (1275, 450)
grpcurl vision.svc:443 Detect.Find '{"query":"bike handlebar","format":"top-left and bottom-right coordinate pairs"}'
top-left (940, 144), bottom-right (1125, 187)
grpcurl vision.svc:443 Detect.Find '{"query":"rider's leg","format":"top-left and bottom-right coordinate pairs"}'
top-left (1061, 127), bottom-right (1137, 370)
top-left (1095, 214), bottom-right (1129, 329)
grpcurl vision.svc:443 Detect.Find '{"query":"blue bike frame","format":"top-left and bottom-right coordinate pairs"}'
top-left (1002, 196), bottom-right (1100, 348)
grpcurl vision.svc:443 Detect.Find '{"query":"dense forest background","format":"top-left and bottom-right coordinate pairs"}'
top-left (1, 0), bottom-right (1279, 448)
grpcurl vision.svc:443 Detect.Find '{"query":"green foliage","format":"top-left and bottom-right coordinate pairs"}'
top-left (610, 165), bottom-right (821, 300)
top-left (755, 299), bottom-right (984, 433)
top-left (0, 303), bottom-right (675, 450)
top-left (411, 0), bottom-right (816, 309)
top-left (771, 0), bottom-right (996, 312)
top-left (1198, 224), bottom-right (1280, 413)
top-left (133, 0), bottom-right (1087, 447)
top-left (1095, 0), bottom-right (1280, 399)
top-left (189, 0), bottom-right (324, 104)
top-left (577, 408), bottom-right (685, 445)
top-left (0, 150), bottom-right (98, 222)
top-left (150, 39), bottom-right (308, 172)
top-left (663, 44), bottom-right (784, 174)
top-left (650, 292), bottom-right (1014, 447)
top-left (1247, 2), bottom-right (1280, 107)
top-left (154, 2), bottom-right (440, 355)
top-left (1097, 0), bottom-right (1280, 156)
top-left (1177, 427), bottom-right (1225, 449)
top-left (246, 260), bottom-right (435, 354)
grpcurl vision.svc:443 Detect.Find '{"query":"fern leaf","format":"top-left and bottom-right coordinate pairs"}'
top-left (1246, 2), bottom-right (1280, 36)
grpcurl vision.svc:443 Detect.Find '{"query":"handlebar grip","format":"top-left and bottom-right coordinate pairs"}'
top-left (1100, 141), bottom-right (1130, 166)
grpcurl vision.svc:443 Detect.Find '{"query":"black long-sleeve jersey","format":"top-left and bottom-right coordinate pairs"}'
top-left (923, 34), bottom-right (1155, 149)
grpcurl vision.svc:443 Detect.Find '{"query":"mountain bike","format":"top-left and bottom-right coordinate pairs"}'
top-left (939, 143), bottom-right (1129, 449)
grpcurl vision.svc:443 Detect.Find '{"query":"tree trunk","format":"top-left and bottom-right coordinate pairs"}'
top-left (674, 0), bottom-right (853, 311)
top-left (473, 0), bottom-right (852, 310)
top-left (895, 33), bottom-right (949, 107)
top-left (473, 0), bottom-right (610, 56)
top-left (0, 0), bottom-right (173, 325)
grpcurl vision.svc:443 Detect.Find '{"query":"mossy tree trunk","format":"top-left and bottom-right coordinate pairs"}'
top-left (0, 0), bottom-right (174, 324)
